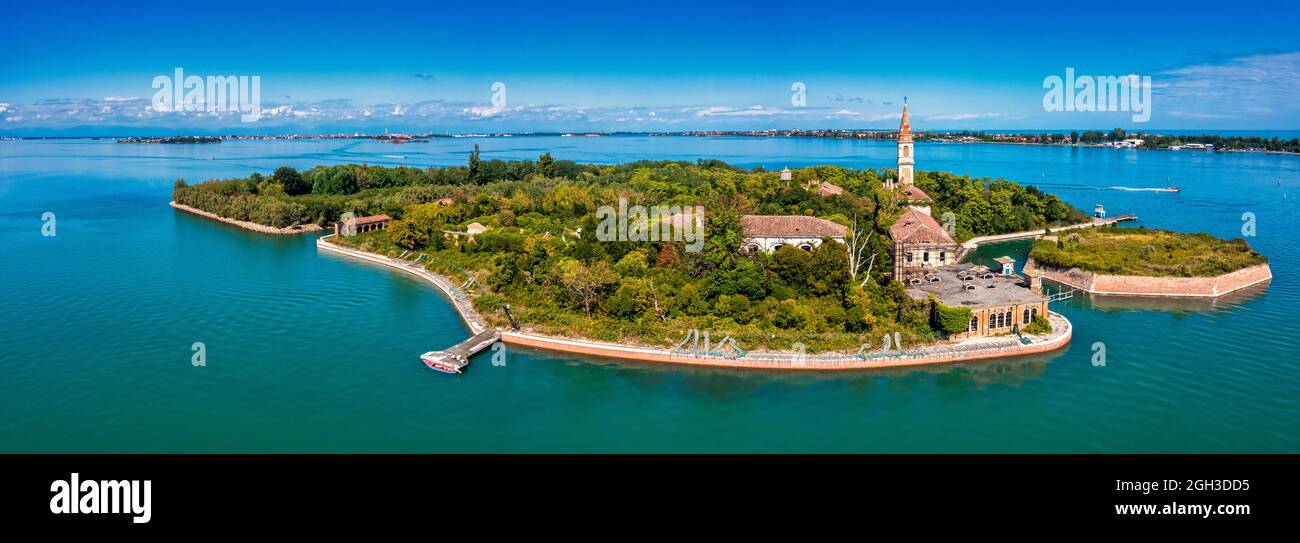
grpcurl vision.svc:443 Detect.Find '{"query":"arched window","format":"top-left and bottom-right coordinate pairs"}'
top-left (1004, 311), bottom-right (1013, 327)
top-left (798, 243), bottom-right (814, 251)
top-left (904, 146), bottom-right (910, 158)
top-left (1024, 308), bottom-right (1032, 324)
top-left (745, 244), bottom-right (760, 254)
top-left (969, 316), bottom-right (978, 332)
top-left (1031, 306), bottom-right (1038, 320)
top-left (772, 244), bottom-right (784, 251)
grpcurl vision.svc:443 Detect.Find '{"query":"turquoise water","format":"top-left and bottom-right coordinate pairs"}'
top-left (2, 137), bottom-right (1298, 452)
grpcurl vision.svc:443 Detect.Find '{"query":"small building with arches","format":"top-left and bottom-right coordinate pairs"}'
top-left (739, 215), bottom-right (847, 253)
top-left (334, 214), bottom-right (391, 236)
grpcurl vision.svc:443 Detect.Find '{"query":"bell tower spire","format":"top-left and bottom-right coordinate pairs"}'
top-left (896, 99), bottom-right (914, 186)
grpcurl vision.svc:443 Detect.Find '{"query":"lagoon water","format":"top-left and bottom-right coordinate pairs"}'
top-left (2, 136), bottom-right (1298, 452)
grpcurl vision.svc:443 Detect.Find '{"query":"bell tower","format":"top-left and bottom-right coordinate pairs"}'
top-left (897, 99), bottom-right (914, 186)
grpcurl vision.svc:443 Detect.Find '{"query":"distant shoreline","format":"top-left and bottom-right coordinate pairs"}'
top-left (9, 132), bottom-right (1298, 157)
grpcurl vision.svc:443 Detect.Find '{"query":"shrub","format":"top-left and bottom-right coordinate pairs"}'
top-left (933, 301), bottom-right (973, 335)
top-left (1024, 316), bottom-right (1052, 335)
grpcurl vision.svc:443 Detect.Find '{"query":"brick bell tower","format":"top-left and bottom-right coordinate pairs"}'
top-left (896, 98), bottom-right (914, 186)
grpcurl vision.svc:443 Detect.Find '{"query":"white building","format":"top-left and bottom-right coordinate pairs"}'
top-left (740, 215), bottom-right (847, 253)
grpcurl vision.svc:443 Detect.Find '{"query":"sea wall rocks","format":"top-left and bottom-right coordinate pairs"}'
top-left (170, 201), bottom-right (323, 235)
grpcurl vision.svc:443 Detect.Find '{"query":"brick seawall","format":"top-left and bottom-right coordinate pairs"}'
top-left (1024, 259), bottom-right (1272, 298)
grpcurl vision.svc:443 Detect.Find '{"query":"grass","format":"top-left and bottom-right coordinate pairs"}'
top-left (1028, 226), bottom-right (1267, 277)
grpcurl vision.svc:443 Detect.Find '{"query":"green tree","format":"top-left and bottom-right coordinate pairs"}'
top-left (555, 258), bottom-right (617, 317)
top-left (387, 220), bottom-right (428, 250)
top-left (807, 240), bottom-right (850, 299)
top-left (468, 144), bottom-right (484, 185)
top-left (539, 152), bottom-right (557, 178)
top-left (312, 167), bottom-right (358, 195)
top-left (272, 166), bottom-right (310, 195)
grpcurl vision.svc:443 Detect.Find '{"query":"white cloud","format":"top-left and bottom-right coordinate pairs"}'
top-left (923, 112), bottom-right (1002, 121)
top-left (690, 105), bottom-right (792, 117)
top-left (1155, 52), bottom-right (1300, 120)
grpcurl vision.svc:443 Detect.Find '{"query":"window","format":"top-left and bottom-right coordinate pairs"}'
top-left (772, 244), bottom-right (784, 251)
top-left (1004, 311), bottom-right (1012, 327)
top-left (969, 317), bottom-right (978, 332)
top-left (798, 243), bottom-right (813, 251)
top-left (905, 252), bottom-right (912, 263)
top-left (1024, 308), bottom-right (1032, 324)
top-left (923, 251), bottom-right (929, 262)
top-left (745, 244), bottom-right (759, 254)
top-left (939, 252), bottom-right (946, 263)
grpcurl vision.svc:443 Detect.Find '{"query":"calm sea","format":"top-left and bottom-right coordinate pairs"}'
top-left (2, 136), bottom-right (1297, 452)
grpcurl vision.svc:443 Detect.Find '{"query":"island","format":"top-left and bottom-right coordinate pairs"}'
top-left (169, 106), bottom-right (1105, 370)
top-left (1023, 227), bottom-right (1271, 298)
top-left (118, 136), bottom-right (222, 144)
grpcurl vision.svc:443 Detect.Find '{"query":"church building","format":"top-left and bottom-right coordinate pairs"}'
top-left (886, 101), bottom-right (959, 282)
top-left (881, 102), bottom-right (1049, 339)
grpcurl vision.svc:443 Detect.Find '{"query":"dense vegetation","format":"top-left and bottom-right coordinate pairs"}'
top-left (174, 153), bottom-right (1088, 351)
top-left (1028, 226), bottom-right (1267, 277)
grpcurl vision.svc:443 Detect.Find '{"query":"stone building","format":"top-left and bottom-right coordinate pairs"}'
top-left (903, 263), bottom-right (1048, 341)
top-left (334, 214), bottom-right (391, 236)
top-left (739, 215), bottom-right (847, 253)
top-left (889, 207), bottom-right (959, 281)
top-left (891, 100), bottom-right (915, 189)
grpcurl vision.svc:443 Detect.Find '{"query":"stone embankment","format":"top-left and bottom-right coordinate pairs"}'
top-left (1023, 258), bottom-right (1272, 298)
top-left (170, 201), bottom-right (323, 234)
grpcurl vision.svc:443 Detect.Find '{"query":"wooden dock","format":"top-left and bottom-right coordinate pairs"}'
top-left (421, 329), bottom-right (501, 374)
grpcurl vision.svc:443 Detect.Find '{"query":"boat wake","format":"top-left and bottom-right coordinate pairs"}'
top-left (1107, 186), bottom-right (1179, 192)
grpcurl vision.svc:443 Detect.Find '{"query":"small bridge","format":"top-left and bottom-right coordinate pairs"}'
top-left (421, 329), bottom-right (501, 374)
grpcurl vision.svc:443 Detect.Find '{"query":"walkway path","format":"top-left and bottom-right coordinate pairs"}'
top-left (958, 215), bottom-right (1136, 259)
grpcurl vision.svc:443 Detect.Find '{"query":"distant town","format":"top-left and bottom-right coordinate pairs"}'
top-left (7, 128), bottom-right (1299, 154)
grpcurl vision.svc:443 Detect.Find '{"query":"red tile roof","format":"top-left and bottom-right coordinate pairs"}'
top-left (889, 207), bottom-right (955, 244)
top-left (741, 215), bottom-right (847, 238)
top-left (816, 181), bottom-right (845, 196)
top-left (354, 214), bottom-right (392, 226)
top-left (901, 186), bottom-right (931, 201)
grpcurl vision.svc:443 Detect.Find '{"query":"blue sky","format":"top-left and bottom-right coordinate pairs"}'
top-left (2, 0), bottom-right (1299, 135)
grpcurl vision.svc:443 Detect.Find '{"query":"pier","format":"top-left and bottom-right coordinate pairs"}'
top-left (957, 214), bottom-right (1137, 261)
top-left (421, 329), bottom-right (501, 374)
